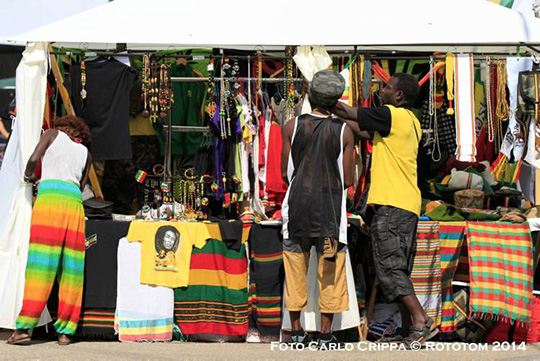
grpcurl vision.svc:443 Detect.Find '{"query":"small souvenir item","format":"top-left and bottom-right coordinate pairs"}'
top-left (135, 170), bottom-right (148, 183)
top-left (80, 60), bottom-right (87, 100)
top-left (161, 182), bottom-right (170, 193)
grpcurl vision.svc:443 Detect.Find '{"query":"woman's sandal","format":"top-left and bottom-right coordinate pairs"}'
top-left (6, 333), bottom-right (31, 345)
top-left (402, 319), bottom-right (439, 349)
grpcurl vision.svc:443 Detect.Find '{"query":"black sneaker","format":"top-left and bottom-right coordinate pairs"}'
top-left (290, 330), bottom-right (312, 345)
top-left (317, 334), bottom-right (346, 351)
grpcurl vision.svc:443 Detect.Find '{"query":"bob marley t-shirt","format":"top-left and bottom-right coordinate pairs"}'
top-left (127, 221), bottom-right (222, 287)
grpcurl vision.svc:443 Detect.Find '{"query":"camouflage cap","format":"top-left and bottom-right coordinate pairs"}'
top-left (308, 69), bottom-right (345, 107)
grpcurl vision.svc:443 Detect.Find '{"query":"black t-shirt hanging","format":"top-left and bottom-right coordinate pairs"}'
top-left (71, 58), bottom-right (137, 160)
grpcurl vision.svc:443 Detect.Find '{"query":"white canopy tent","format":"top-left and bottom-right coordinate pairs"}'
top-left (9, 0), bottom-right (540, 54)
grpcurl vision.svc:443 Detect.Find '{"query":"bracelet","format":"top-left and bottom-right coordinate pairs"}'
top-left (23, 174), bottom-right (33, 182)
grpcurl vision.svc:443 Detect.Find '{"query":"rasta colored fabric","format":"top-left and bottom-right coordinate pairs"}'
top-left (16, 180), bottom-right (86, 336)
top-left (155, 63), bottom-right (205, 156)
top-left (174, 239), bottom-right (248, 340)
top-left (75, 309), bottom-right (117, 340)
top-left (115, 238), bottom-right (174, 342)
top-left (466, 222), bottom-right (534, 326)
top-left (438, 222), bottom-right (467, 338)
top-left (411, 222), bottom-right (442, 326)
top-left (248, 224), bottom-right (284, 337)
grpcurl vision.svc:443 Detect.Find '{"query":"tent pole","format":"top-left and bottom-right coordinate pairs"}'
top-left (48, 43), bottom-right (105, 200)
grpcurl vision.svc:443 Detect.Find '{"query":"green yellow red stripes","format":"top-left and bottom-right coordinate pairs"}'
top-left (16, 180), bottom-right (85, 336)
top-left (467, 222), bottom-right (533, 326)
top-left (411, 222), bottom-right (442, 325)
top-left (76, 309), bottom-right (117, 339)
top-left (247, 225), bottom-right (284, 337)
top-left (438, 222), bottom-right (467, 336)
top-left (174, 239), bottom-right (248, 337)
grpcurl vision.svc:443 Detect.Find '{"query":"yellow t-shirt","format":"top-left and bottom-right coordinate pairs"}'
top-left (367, 105), bottom-right (421, 216)
top-left (127, 221), bottom-right (250, 288)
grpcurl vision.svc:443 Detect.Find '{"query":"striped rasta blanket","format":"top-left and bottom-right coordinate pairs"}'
top-left (411, 222), bottom-right (442, 325)
top-left (467, 222), bottom-right (534, 326)
top-left (438, 222), bottom-right (467, 337)
top-left (248, 224), bottom-right (284, 337)
top-left (76, 309), bottom-right (117, 340)
top-left (174, 239), bottom-right (249, 340)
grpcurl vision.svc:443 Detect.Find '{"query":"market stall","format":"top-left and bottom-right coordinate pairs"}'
top-left (2, 0), bottom-right (540, 345)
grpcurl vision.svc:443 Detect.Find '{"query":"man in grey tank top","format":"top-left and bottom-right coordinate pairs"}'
top-left (281, 69), bottom-right (354, 349)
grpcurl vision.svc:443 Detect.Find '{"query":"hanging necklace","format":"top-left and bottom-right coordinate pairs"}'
top-left (496, 60), bottom-right (510, 121)
top-left (150, 60), bottom-right (159, 123)
top-left (141, 53), bottom-right (150, 118)
top-left (428, 57), bottom-right (441, 161)
top-left (80, 60), bottom-right (87, 101)
top-left (485, 57), bottom-right (495, 143)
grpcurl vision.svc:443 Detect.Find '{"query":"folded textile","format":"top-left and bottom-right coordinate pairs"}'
top-left (467, 222), bottom-right (534, 326)
top-left (411, 222), bottom-right (442, 325)
top-left (438, 222), bottom-right (467, 337)
top-left (115, 238), bottom-right (174, 342)
top-left (174, 239), bottom-right (249, 340)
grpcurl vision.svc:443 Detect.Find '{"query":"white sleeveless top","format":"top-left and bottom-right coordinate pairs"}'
top-left (41, 131), bottom-right (88, 187)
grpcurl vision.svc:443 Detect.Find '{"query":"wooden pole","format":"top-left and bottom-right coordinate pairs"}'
top-left (48, 43), bottom-right (104, 199)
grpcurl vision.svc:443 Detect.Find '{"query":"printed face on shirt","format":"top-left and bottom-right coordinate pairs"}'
top-left (163, 230), bottom-right (176, 250)
top-left (154, 226), bottom-right (180, 270)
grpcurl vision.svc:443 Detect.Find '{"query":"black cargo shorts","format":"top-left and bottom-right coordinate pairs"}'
top-left (370, 205), bottom-right (418, 303)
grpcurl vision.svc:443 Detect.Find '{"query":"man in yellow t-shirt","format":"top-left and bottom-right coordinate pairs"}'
top-left (333, 74), bottom-right (437, 345)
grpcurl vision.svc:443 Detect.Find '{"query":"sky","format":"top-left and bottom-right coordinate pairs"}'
top-left (0, 0), bottom-right (109, 44)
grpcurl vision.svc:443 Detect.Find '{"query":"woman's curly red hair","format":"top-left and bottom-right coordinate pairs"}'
top-left (53, 115), bottom-right (91, 147)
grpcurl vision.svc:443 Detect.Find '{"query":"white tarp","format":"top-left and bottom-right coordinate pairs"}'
top-left (9, 0), bottom-right (540, 53)
top-left (0, 0), bottom-right (108, 45)
top-left (0, 42), bottom-right (51, 329)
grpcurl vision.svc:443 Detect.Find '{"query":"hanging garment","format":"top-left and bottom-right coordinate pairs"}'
top-left (420, 99), bottom-right (457, 155)
top-left (501, 57), bottom-right (532, 160)
top-left (454, 54), bottom-right (477, 162)
top-left (115, 237), bottom-right (174, 342)
top-left (265, 122), bottom-right (288, 206)
top-left (0, 43), bottom-right (51, 329)
top-left (410, 222), bottom-right (442, 326)
top-left (71, 57), bottom-right (137, 160)
top-left (16, 180), bottom-right (86, 336)
top-left (83, 220), bottom-right (130, 309)
top-left (248, 224), bottom-right (284, 337)
top-left (293, 46), bottom-right (332, 114)
top-left (174, 239), bottom-right (248, 340)
top-left (76, 309), bottom-right (116, 340)
top-left (438, 222), bottom-right (467, 339)
top-left (154, 63), bottom-right (205, 156)
top-left (467, 222), bottom-right (534, 327)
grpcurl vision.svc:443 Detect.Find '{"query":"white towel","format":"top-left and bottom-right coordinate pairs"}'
top-left (281, 247), bottom-right (361, 332)
top-left (115, 237), bottom-right (174, 342)
top-left (454, 54), bottom-right (476, 162)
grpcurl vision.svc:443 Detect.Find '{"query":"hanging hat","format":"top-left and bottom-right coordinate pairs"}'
top-left (308, 69), bottom-right (345, 107)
